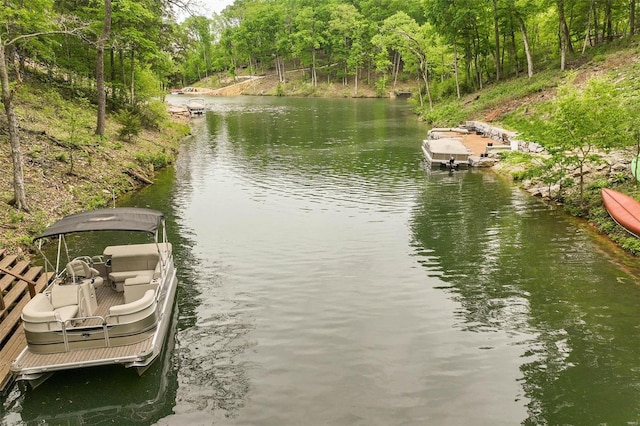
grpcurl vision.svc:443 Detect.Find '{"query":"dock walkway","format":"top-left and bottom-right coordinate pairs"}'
top-left (0, 249), bottom-right (53, 392)
top-left (427, 125), bottom-right (513, 168)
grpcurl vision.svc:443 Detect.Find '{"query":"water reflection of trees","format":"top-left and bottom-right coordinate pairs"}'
top-left (410, 171), bottom-right (640, 424)
top-left (220, 98), bottom-right (423, 181)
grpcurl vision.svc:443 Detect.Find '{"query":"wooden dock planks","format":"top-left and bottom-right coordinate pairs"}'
top-left (0, 250), bottom-right (53, 392)
top-left (0, 329), bottom-right (26, 391)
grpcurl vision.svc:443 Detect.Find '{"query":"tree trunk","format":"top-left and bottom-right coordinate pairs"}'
top-left (593, 1), bottom-right (600, 43)
top-left (311, 48), bottom-right (317, 86)
top-left (631, 0), bottom-right (637, 36)
top-left (354, 66), bottom-right (358, 96)
top-left (557, 0), bottom-right (573, 71)
top-left (453, 42), bottom-right (461, 99)
top-left (420, 59), bottom-right (433, 111)
top-left (509, 27), bottom-right (519, 78)
top-left (130, 48), bottom-right (135, 104)
top-left (96, 0), bottom-right (112, 137)
top-left (492, 0), bottom-right (501, 81)
top-left (120, 49), bottom-right (126, 102)
top-left (583, 5), bottom-right (592, 54)
top-left (275, 54), bottom-right (285, 83)
top-left (0, 40), bottom-right (28, 211)
top-left (393, 51), bottom-right (400, 89)
top-left (605, 0), bottom-right (614, 41)
top-left (203, 47), bottom-right (208, 78)
top-left (558, 0), bottom-right (569, 70)
top-left (473, 23), bottom-right (482, 89)
top-left (518, 15), bottom-right (534, 77)
top-left (110, 48), bottom-right (115, 108)
top-left (416, 76), bottom-right (423, 108)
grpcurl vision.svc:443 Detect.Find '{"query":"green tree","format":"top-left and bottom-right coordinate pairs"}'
top-left (110, 0), bottom-right (165, 104)
top-left (0, 0), bottom-right (84, 211)
top-left (424, 0), bottom-right (485, 92)
top-left (377, 12), bottom-right (440, 109)
top-left (326, 3), bottom-right (366, 91)
top-left (535, 77), bottom-right (630, 199)
top-left (182, 15), bottom-right (215, 80)
top-left (96, 0), bottom-right (112, 137)
top-left (292, 6), bottom-right (326, 87)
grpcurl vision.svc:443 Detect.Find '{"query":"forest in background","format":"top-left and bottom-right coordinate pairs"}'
top-left (3, 0), bottom-right (640, 254)
top-left (4, 1), bottom-right (639, 108)
top-left (183, 0), bottom-right (640, 104)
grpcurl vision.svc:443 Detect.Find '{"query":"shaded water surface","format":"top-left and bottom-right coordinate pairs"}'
top-left (3, 96), bottom-right (640, 425)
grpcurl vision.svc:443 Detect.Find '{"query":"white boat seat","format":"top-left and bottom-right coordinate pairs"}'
top-left (66, 259), bottom-right (104, 287)
top-left (109, 269), bottom-right (155, 284)
top-left (51, 284), bottom-right (79, 310)
top-left (22, 291), bottom-right (79, 332)
top-left (104, 244), bottom-right (165, 292)
top-left (109, 269), bottom-right (156, 294)
top-left (108, 289), bottom-right (156, 324)
top-left (123, 273), bottom-right (159, 304)
top-left (54, 305), bottom-right (79, 322)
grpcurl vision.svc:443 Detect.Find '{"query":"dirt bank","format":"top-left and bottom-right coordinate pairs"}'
top-left (0, 87), bottom-right (189, 255)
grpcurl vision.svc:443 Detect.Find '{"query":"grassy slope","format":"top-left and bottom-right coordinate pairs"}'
top-left (0, 78), bottom-right (190, 255)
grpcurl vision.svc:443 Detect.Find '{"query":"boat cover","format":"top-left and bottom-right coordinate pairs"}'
top-left (425, 138), bottom-right (470, 155)
top-left (34, 208), bottom-right (164, 240)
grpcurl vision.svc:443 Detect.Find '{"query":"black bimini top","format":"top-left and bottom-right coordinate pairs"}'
top-left (34, 207), bottom-right (164, 241)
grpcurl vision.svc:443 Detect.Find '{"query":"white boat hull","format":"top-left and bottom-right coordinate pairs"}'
top-left (10, 208), bottom-right (179, 387)
top-left (422, 139), bottom-right (471, 169)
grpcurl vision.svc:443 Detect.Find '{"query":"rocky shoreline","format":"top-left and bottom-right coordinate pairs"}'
top-left (454, 121), bottom-right (633, 203)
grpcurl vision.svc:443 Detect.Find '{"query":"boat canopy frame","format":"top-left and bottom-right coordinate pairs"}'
top-left (33, 207), bottom-right (168, 276)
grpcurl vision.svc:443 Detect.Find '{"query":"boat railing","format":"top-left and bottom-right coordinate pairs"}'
top-left (45, 315), bottom-right (109, 350)
top-left (58, 321), bottom-right (71, 352)
top-left (31, 319), bottom-right (77, 352)
top-left (26, 308), bottom-right (156, 352)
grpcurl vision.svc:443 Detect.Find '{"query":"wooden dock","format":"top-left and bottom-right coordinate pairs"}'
top-left (0, 249), bottom-right (53, 392)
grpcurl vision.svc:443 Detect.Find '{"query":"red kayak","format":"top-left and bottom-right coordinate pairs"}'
top-left (602, 188), bottom-right (640, 237)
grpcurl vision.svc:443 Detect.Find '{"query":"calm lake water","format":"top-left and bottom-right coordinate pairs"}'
top-left (3, 96), bottom-right (640, 425)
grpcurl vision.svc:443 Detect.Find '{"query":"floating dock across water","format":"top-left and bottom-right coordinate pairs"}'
top-left (423, 124), bottom-right (515, 168)
top-left (186, 98), bottom-right (206, 116)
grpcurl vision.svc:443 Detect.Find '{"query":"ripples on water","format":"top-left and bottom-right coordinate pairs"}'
top-left (5, 97), bottom-right (640, 425)
top-left (159, 99), bottom-right (534, 425)
top-left (412, 169), bottom-right (640, 425)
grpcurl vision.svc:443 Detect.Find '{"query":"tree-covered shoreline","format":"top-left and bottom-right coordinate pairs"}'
top-left (4, 0), bottom-right (640, 256)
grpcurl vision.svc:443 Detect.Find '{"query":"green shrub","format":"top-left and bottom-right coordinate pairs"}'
top-left (499, 150), bottom-right (534, 165)
top-left (374, 78), bottom-right (388, 97)
top-left (422, 102), bottom-right (466, 126)
top-left (138, 100), bottom-right (169, 130)
top-left (587, 178), bottom-right (609, 190)
top-left (135, 151), bottom-right (171, 169)
top-left (597, 220), bottom-right (615, 234)
top-left (116, 108), bottom-right (142, 142)
top-left (610, 172), bottom-right (629, 184)
top-left (431, 78), bottom-right (459, 101)
top-left (17, 235), bottom-right (33, 248)
top-left (620, 236), bottom-right (640, 254)
top-left (9, 210), bottom-right (24, 224)
top-left (511, 170), bottom-right (529, 181)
